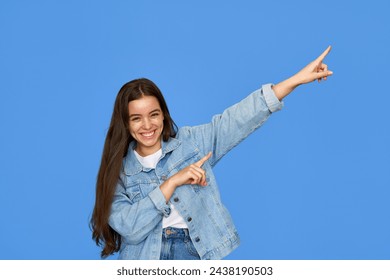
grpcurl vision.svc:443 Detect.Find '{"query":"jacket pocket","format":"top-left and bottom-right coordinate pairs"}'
top-left (125, 181), bottom-right (159, 203)
top-left (124, 185), bottom-right (142, 203)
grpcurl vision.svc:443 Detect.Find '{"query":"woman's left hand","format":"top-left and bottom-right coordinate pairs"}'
top-left (273, 46), bottom-right (333, 100)
top-left (295, 45), bottom-right (333, 84)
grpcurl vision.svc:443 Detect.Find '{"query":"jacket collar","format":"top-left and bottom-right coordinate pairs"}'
top-left (123, 137), bottom-right (181, 176)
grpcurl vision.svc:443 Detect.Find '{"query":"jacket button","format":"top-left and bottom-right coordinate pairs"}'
top-left (173, 197), bottom-right (179, 202)
top-left (161, 175), bottom-right (167, 181)
top-left (187, 217), bottom-right (192, 222)
top-left (195, 237), bottom-right (200, 242)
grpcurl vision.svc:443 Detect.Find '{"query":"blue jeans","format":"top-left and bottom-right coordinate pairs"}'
top-left (160, 227), bottom-right (201, 260)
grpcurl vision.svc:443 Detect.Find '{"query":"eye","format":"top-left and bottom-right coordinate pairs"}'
top-left (130, 116), bottom-right (141, 122)
top-left (151, 112), bottom-right (160, 118)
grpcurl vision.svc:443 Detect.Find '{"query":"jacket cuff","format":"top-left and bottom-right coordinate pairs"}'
top-left (262, 83), bottom-right (284, 113)
top-left (148, 187), bottom-right (171, 217)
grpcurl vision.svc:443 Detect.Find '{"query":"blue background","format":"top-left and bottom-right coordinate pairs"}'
top-left (1, 0), bottom-right (389, 260)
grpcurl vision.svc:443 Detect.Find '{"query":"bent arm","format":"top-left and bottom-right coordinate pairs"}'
top-left (109, 182), bottom-right (170, 245)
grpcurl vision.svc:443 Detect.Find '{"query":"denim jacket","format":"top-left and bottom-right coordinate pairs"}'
top-left (108, 84), bottom-right (283, 259)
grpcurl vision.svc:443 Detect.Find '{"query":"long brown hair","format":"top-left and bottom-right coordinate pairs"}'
top-left (91, 78), bottom-right (177, 258)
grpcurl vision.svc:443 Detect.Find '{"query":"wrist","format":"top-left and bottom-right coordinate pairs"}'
top-left (159, 177), bottom-right (177, 203)
top-left (273, 77), bottom-right (296, 100)
top-left (164, 177), bottom-right (178, 190)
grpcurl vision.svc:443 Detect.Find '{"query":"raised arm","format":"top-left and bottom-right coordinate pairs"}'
top-left (273, 46), bottom-right (333, 100)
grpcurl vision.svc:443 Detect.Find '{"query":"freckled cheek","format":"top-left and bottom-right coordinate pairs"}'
top-left (156, 120), bottom-right (164, 133)
top-left (128, 122), bottom-right (140, 137)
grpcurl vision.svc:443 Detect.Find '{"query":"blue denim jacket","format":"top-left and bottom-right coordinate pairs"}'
top-left (108, 84), bottom-right (283, 259)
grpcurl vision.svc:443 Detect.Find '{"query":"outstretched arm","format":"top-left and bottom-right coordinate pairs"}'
top-left (273, 46), bottom-right (333, 101)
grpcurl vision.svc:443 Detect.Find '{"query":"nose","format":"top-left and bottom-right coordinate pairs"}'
top-left (142, 117), bottom-right (152, 129)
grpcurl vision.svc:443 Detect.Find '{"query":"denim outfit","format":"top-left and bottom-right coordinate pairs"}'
top-left (108, 84), bottom-right (283, 259)
top-left (160, 227), bottom-right (201, 260)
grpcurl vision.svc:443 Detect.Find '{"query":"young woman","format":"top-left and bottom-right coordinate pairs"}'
top-left (91, 46), bottom-right (333, 260)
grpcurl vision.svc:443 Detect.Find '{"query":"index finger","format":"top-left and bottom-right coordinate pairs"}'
top-left (316, 45), bottom-right (332, 62)
top-left (195, 152), bottom-right (212, 167)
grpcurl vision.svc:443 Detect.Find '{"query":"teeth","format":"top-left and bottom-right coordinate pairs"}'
top-left (142, 131), bottom-right (154, 137)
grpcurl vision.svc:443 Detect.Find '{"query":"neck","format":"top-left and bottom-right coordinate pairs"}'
top-left (135, 145), bottom-right (161, 157)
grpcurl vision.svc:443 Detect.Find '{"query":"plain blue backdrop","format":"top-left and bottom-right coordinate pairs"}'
top-left (1, 0), bottom-right (389, 259)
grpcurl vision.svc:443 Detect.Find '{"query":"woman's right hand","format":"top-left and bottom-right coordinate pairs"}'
top-left (159, 152), bottom-right (212, 202)
top-left (170, 152), bottom-right (212, 187)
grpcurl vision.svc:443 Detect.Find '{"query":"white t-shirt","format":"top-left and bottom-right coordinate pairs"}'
top-left (134, 149), bottom-right (188, 229)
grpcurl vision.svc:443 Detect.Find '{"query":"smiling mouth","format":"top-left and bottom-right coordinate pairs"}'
top-left (141, 130), bottom-right (155, 138)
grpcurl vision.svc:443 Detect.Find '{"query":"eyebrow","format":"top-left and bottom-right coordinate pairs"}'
top-left (129, 109), bottom-right (161, 118)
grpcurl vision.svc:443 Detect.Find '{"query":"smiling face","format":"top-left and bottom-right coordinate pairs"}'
top-left (128, 95), bottom-right (164, 156)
